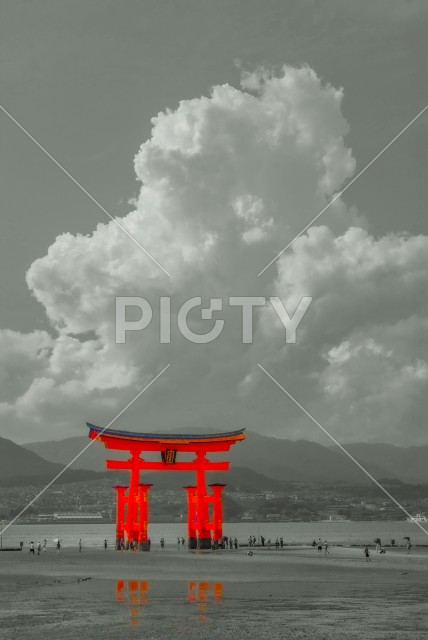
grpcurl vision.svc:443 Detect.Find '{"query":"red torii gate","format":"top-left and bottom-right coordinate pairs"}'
top-left (87, 424), bottom-right (245, 549)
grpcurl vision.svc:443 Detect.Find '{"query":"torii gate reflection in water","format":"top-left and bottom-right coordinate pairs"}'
top-left (87, 424), bottom-right (246, 549)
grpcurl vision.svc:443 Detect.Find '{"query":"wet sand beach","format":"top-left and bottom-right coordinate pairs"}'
top-left (1, 546), bottom-right (427, 640)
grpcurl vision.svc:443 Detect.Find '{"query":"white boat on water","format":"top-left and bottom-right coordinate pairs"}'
top-left (407, 513), bottom-right (427, 523)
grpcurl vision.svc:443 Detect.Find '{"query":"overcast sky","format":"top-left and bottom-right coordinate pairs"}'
top-left (1, 0), bottom-right (427, 445)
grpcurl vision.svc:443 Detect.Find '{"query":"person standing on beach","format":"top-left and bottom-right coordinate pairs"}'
top-left (234, 537), bottom-right (238, 549)
top-left (43, 539), bottom-right (47, 552)
top-left (79, 539), bottom-right (82, 553)
top-left (280, 537), bottom-right (284, 549)
top-left (364, 545), bottom-right (371, 561)
top-left (56, 539), bottom-right (61, 554)
top-left (317, 539), bottom-right (323, 556)
top-left (324, 540), bottom-right (329, 555)
top-left (406, 539), bottom-right (412, 554)
top-left (160, 537), bottom-right (165, 549)
top-left (29, 541), bottom-right (35, 555)
top-left (37, 541), bottom-right (41, 556)
top-left (104, 539), bottom-right (108, 550)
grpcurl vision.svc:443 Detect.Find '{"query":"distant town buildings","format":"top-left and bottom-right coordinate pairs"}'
top-left (0, 476), bottom-right (426, 524)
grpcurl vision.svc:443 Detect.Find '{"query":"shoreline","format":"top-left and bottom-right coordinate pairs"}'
top-left (2, 542), bottom-right (428, 550)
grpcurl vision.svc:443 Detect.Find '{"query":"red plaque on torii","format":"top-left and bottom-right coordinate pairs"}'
top-left (87, 424), bottom-right (246, 550)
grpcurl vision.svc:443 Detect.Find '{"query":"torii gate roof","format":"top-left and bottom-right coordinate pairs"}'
top-left (87, 423), bottom-right (245, 449)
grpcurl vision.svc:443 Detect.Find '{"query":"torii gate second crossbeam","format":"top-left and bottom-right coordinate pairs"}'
top-left (87, 424), bottom-right (246, 549)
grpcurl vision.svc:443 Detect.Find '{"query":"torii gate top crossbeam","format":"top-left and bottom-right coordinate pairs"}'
top-left (87, 423), bottom-right (245, 452)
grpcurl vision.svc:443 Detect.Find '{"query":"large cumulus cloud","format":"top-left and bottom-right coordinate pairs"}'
top-left (249, 226), bottom-right (428, 443)
top-left (0, 65), bottom-right (426, 445)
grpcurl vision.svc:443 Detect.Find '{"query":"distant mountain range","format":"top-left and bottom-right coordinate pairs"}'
top-left (0, 436), bottom-right (102, 487)
top-left (228, 432), bottom-right (428, 484)
top-left (19, 431), bottom-right (428, 485)
top-left (0, 436), bottom-right (62, 481)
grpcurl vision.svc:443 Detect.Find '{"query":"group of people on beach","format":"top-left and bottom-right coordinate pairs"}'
top-left (312, 538), bottom-right (329, 555)
top-left (117, 538), bottom-right (140, 550)
top-left (363, 536), bottom-right (412, 561)
top-left (218, 536), bottom-right (238, 549)
top-left (248, 536), bottom-right (284, 548)
top-left (28, 539), bottom-right (61, 555)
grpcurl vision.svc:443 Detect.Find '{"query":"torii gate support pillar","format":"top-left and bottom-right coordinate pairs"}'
top-left (137, 484), bottom-right (152, 551)
top-left (209, 483), bottom-right (226, 543)
top-left (184, 486), bottom-right (198, 549)
top-left (114, 485), bottom-right (128, 549)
